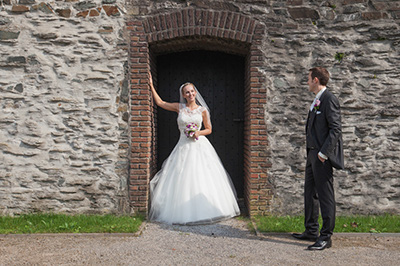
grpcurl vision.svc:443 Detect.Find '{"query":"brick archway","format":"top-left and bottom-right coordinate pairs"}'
top-left (127, 8), bottom-right (271, 216)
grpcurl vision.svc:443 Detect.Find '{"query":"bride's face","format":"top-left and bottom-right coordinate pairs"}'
top-left (182, 84), bottom-right (197, 103)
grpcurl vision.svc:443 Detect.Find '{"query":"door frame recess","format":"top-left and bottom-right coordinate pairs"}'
top-left (128, 8), bottom-right (271, 216)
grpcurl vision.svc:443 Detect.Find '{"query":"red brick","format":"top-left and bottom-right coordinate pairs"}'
top-left (176, 11), bottom-right (183, 28)
top-left (219, 11), bottom-right (227, 28)
top-left (188, 9), bottom-right (195, 26)
top-left (195, 9), bottom-right (201, 25)
top-left (130, 170), bottom-right (147, 175)
top-left (230, 13), bottom-right (239, 30)
top-left (225, 13), bottom-right (233, 29)
top-left (154, 15), bottom-right (161, 31)
top-left (213, 11), bottom-right (219, 27)
top-left (182, 9), bottom-right (188, 27)
top-left (160, 14), bottom-right (167, 30)
top-left (207, 11), bottom-right (214, 26)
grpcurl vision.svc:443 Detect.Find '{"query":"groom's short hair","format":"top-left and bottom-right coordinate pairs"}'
top-left (309, 67), bottom-right (330, 86)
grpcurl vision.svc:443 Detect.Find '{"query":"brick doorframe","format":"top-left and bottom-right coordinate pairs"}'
top-left (127, 8), bottom-right (271, 216)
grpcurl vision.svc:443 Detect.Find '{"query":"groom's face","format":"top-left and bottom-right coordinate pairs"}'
top-left (307, 72), bottom-right (318, 93)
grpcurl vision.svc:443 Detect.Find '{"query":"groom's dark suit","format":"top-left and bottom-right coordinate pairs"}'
top-left (305, 89), bottom-right (344, 240)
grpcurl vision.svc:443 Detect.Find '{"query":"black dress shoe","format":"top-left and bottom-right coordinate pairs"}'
top-left (307, 239), bottom-right (332, 250)
top-left (291, 232), bottom-right (318, 241)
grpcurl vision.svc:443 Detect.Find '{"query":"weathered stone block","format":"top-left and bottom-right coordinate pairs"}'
top-left (0, 31), bottom-right (20, 40)
top-left (371, 1), bottom-right (386, 11)
top-left (342, 0), bottom-right (367, 5)
top-left (393, 11), bottom-right (400, 19)
top-left (7, 56), bottom-right (26, 63)
top-left (77, 10), bottom-right (89, 17)
top-left (128, 7), bottom-right (139, 16)
top-left (288, 7), bottom-right (320, 20)
top-left (33, 32), bottom-right (58, 39)
top-left (56, 9), bottom-right (72, 18)
top-left (0, 18), bottom-right (11, 26)
top-left (74, 1), bottom-right (97, 11)
top-left (11, 5), bottom-right (30, 13)
top-left (19, 0), bottom-right (36, 5)
top-left (343, 4), bottom-right (367, 14)
top-left (103, 5), bottom-right (120, 16)
top-left (190, 0), bottom-right (239, 12)
top-left (32, 2), bottom-right (53, 14)
top-left (14, 84), bottom-right (24, 93)
top-left (89, 8), bottom-right (101, 17)
top-left (387, 2), bottom-right (400, 11)
top-left (362, 12), bottom-right (389, 20)
top-left (287, 0), bottom-right (302, 6)
top-left (98, 26), bottom-right (114, 34)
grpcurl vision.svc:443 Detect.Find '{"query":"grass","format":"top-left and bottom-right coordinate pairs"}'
top-left (2, 213), bottom-right (399, 234)
top-left (0, 213), bottom-right (144, 234)
top-left (254, 214), bottom-right (400, 233)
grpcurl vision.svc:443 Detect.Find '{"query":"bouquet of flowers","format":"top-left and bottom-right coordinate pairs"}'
top-left (184, 123), bottom-right (199, 140)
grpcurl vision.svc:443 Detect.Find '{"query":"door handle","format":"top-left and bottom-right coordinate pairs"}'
top-left (233, 118), bottom-right (244, 122)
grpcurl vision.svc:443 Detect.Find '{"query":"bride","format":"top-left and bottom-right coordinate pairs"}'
top-left (149, 75), bottom-right (240, 225)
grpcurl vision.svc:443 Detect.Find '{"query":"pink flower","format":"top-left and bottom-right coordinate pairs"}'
top-left (313, 99), bottom-right (321, 111)
top-left (184, 123), bottom-right (199, 140)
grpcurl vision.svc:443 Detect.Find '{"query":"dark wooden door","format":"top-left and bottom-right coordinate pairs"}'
top-left (156, 50), bottom-right (244, 197)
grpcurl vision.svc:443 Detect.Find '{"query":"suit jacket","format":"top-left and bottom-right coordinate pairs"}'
top-left (306, 89), bottom-right (344, 169)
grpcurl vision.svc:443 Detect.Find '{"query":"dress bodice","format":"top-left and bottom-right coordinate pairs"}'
top-left (177, 105), bottom-right (205, 136)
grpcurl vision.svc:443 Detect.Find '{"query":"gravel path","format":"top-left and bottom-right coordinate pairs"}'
top-left (1, 218), bottom-right (399, 265)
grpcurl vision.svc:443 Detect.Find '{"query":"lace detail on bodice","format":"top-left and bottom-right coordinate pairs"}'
top-left (177, 104), bottom-right (206, 135)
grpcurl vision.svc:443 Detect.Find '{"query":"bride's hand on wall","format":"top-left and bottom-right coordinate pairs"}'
top-left (149, 72), bottom-right (154, 89)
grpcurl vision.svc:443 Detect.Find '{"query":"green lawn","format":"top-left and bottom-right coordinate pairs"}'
top-left (1, 213), bottom-right (399, 234)
top-left (254, 214), bottom-right (400, 233)
top-left (0, 213), bottom-right (144, 234)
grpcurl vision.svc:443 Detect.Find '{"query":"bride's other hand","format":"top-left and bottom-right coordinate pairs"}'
top-left (193, 131), bottom-right (200, 140)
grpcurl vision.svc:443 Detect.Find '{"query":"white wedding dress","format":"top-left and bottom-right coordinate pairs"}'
top-left (149, 104), bottom-right (240, 225)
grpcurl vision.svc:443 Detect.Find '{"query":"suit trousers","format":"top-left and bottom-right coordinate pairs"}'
top-left (304, 149), bottom-right (336, 240)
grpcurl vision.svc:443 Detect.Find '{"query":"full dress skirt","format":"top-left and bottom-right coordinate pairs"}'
top-left (149, 106), bottom-right (240, 225)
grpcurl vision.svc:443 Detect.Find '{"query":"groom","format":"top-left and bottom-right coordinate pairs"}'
top-left (292, 67), bottom-right (344, 250)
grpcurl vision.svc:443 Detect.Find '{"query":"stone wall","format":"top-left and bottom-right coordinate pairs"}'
top-left (256, 0), bottom-right (400, 215)
top-left (125, 0), bottom-right (400, 216)
top-left (0, 0), bottom-right (131, 215)
top-left (1, 0), bottom-right (399, 216)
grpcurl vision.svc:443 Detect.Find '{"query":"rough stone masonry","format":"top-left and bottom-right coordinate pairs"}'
top-left (0, 0), bottom-right (399, 216)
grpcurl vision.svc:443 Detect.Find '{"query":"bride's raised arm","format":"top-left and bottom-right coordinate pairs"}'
top-left (149, 74), bottom-right (179, 113)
